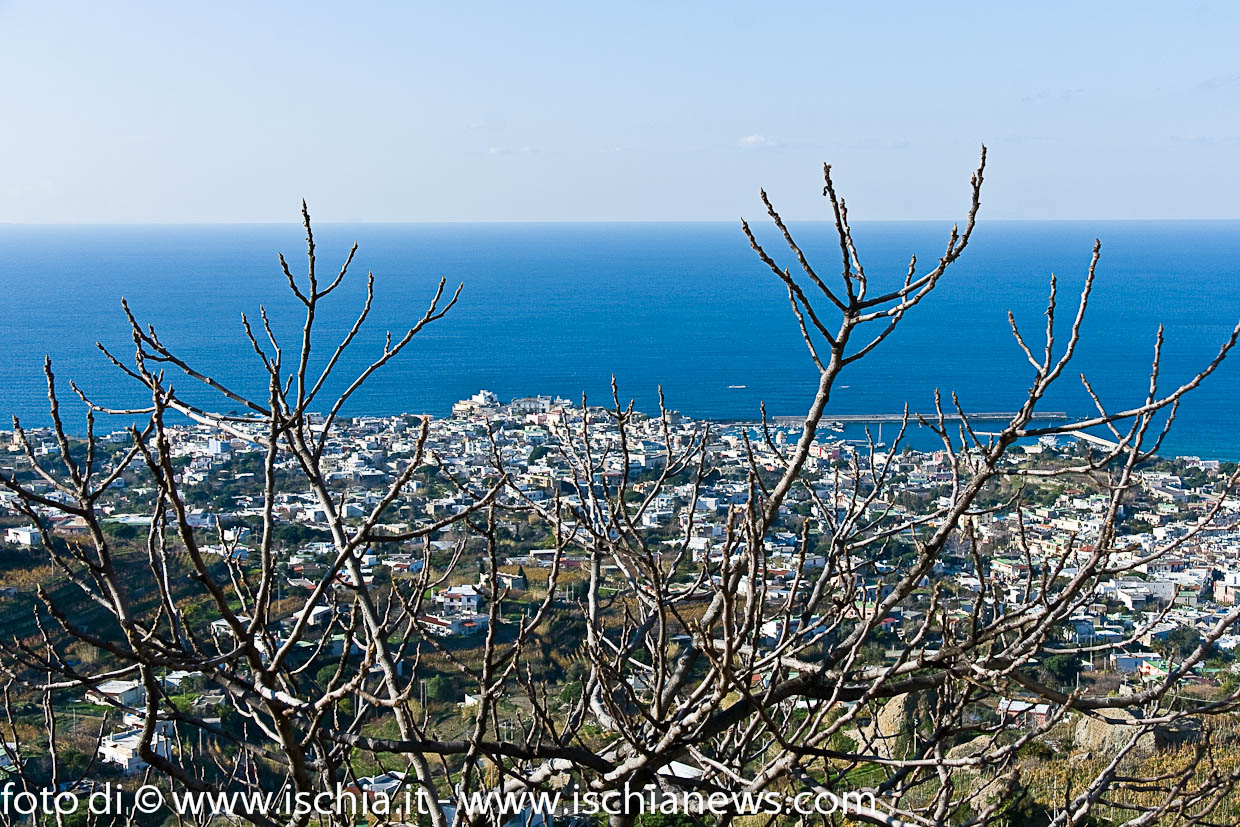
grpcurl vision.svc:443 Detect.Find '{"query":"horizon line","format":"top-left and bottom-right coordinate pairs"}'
top-left (5, 217), bottom-right (1240, 227)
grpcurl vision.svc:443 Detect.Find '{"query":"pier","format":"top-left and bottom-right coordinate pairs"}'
top-left (765, 412), bottom-right (1068, 426)
top-left (1067, 429), bottom-right (1122, 451)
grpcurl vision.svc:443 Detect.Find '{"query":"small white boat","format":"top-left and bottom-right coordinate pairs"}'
top-left (727, 384), bottom-right (746, 389)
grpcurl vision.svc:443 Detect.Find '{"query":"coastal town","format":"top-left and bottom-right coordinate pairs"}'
top-left (0, 388), bottom-right (1237, 805)
top-left (8, 0), bottom-right (1240, 821)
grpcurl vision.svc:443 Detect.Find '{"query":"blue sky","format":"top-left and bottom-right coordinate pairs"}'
top-left (2, 0), bottom-right (1239, 222)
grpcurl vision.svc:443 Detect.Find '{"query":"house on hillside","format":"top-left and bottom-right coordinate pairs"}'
top-left (418, 613), bottom-right (489, 638)
top-left (86, 679), bottom-right (145, 708)
top-left (998, 698), bottom-right (1053, 728)
top-left (97, 729), bottom-right (172, 774)
top-left (435, 584), bottom-right (482, 615)
top-left (2, 526), bottom-right (38, 547)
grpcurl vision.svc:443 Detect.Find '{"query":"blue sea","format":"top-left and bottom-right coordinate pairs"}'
top-left (0, 221), bottom-right (1238, 459)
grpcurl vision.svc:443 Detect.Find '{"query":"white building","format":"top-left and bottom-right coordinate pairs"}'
top-left (97, 729), bottom-right (172, 774)
top-left (349, 770), bottom-right (407, 796)
top-left (435, 584), bottom-right (482, 615)
top-left (419, 613), bottom-right (489, 637)
top-left (3, 526), bottom-right (38, 547)
top-left (511, 396), bottom-right (552, 415)
top-left (86, 679), bottom-right (145, 708)
top-left (292, 605), bottom-right (335, 627)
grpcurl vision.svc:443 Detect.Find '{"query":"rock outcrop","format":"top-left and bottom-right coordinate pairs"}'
top-left (865, 691), bottom-right (938, 759)
top-left (1073, 709), bottom-right (1200, 759)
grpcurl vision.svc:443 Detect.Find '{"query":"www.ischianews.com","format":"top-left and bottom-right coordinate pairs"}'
top-left (0, 782), bottom-right (885, 819)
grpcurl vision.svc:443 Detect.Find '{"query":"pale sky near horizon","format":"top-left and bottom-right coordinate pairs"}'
top-left (2, 1), bottom-right (1239, 223)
